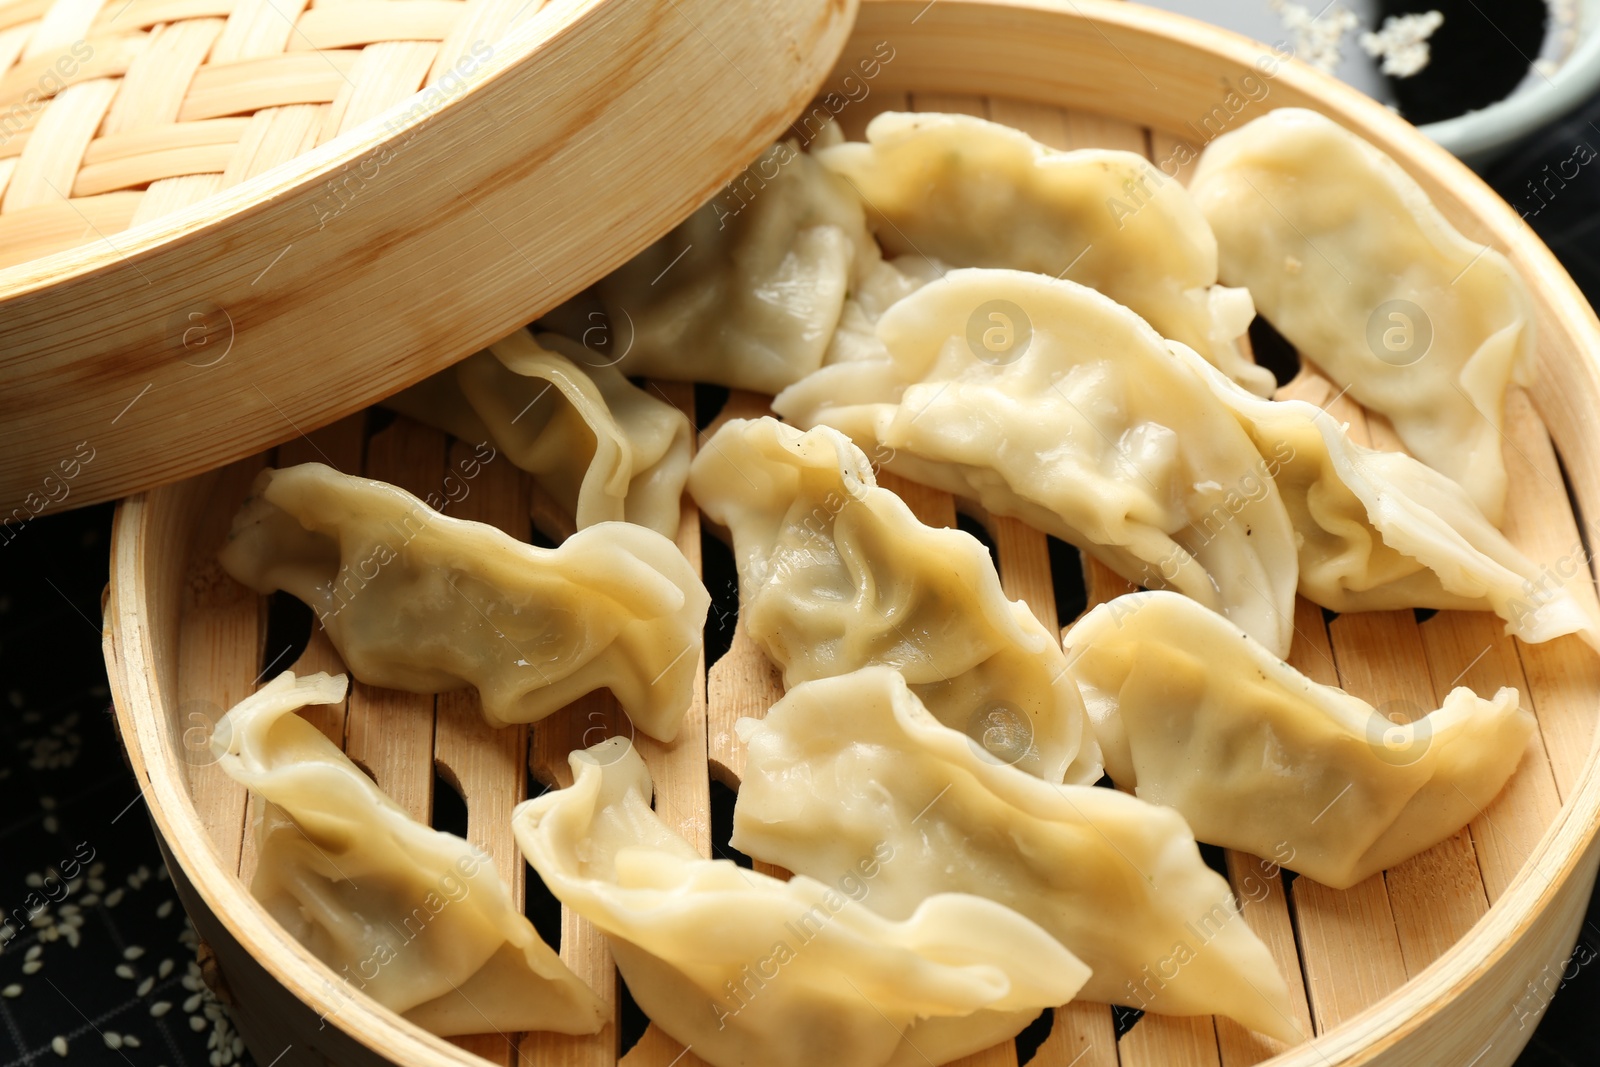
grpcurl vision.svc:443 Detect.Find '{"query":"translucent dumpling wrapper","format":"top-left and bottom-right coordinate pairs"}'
top-left (823, 254), bottom-right (945, 366)
top-left (688, 416), bottom-right (1101, 783)
top-left (211, 671), bottom-right (606, 1037)
top-left (817, 111), bottom-right (1274, 395)
top-left (1065, 591), bottom-right (1535, 889)
top-left (1169, 344), bottom-right (1600, 649)
top-left (1190, 107), bottom-right (1536, 524)
top-left (732, 666), bottom-right (1301, 1043)
top-left (218, 463), bottom-right (707, 738)
top-left (774, 267), bottom-right (1300, 658)
top-left (559, 140), bottom-right (876, 395)
top-left (511, 740), bottom-right (1090, 1067)
top-left (384, 329), bottom-right (691, 538)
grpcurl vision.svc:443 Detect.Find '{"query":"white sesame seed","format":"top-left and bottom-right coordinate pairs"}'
top-left (22, 961), bottom-right (41, 975)
top-left (1, 984), bottom-right (20, 998)
top-left (42, 817), bottom-right (58, 834)
top-left (25, 874), bottom-right (42, 888)
top-left (51, 1036), bottom-right (67, 1057)
top-left (156, 901), bottom-right (173, 919)
top-left (184, 994), bottom-right (202, 1013)
top-left (104, 1031), bottom-right (122, 1050)
top-left (87, 879), bottom-right (105, 894)
top-left (26, 946), bottom-right (41, 961)
top-left (209, 1051), bottom-right (222, 1067)
top-left (158, 958), bottom-right (173, 978)
top-left (105, 889), bottom-right (124, 908)
top-left (78, 894), bottom-right (99, 907)
top-left (137, 976), bottom-right (154, 996)
top-left (58, 904), bottom-right (78, 917)
top-left (63, 928), bottom-right (79, 949)
top-left (231, 1037), bottom-right (244, 1056)
top-left (115, 964), bottom-right (134, 979)
top-left (189, 1016), bottom-right (207, 1032)
top-left (89, 863), bottom-right (105, 877)
top-left (124, 946), bottom-right (145, 960)
top-left (123, 1035), bottom-right (141, 1048)
top-left (150, 1001), bottom-right (172, 1017)
top-left (40, 797), bottom-right (55, 810)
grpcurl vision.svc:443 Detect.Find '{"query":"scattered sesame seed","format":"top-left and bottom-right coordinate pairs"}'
top-left (189, 1016), bottom-right (207, 1032)
top-left (25, 946), bottom-right (41, 961)
top-left (24, 873), bottom-right (42, 888)
top-left (158, 958), bottom-right (174, 978)
top-left (105, 889), bottom-right (124, 908)
top-left (150, 1001), bottom-right (172, 1017)
top-left (42, 816), bottom-right (58, 834)
top-left (137, 976), bottom-right (154, 996)
top-left (78, 894), bottom-right (99, 907)
top-left (63, 928), bottom-right (79, 949)
top-left (89, 863), bottom-right (105, 877)
top-left (184, 994), bottom-right (202, 1013)
top-left (51, 1036), bottom-right (67, 1057)
top-left (124, 1035), bottom-right (141, 1048)
top-left (22, 961), bottom-right (41, 975)
top-left (87, 879), bottom-right (106, 894)
top-left (115, 964), bottom-right (134, 979)
top-left (104, 1032), bottom-right (123, 1050)
top-left (124, 946), bottom-right (145, 960)
top-left (1, 984), bottom-right (20, 998)
top-left (156, 901), bottom-right (174, 919)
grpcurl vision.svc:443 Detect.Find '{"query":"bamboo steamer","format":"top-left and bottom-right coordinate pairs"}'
top-left (0, 0), bottom-right (855, 519)
top-left (103, 2), bottom-right (1600, 1066)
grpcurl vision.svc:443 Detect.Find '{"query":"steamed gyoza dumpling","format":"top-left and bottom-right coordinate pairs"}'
top-left (689, 416), bottom-right (1101, 783)
top-left (512, 739), bottom-right (1089, 1067)
top-left (818, 111), bottom-right (1273, 395)
top-left (732, 667), bottom-right (1301, 1043)
top-left (1190, 107), bottom-right (1536, 524)
top-left (775, 268), bottom-right (1300, 657)
top-left (212, 671), bottom-right (606, 1037)
top-left (569, 140), bottom-right (874, 394)
top-left (385, 329), bottom-right (691, 538)
top-left (1065, 591), bottom-right (1534, 889)
top-left (1170, 345), bottom-right (1600, 648)
top-left (218, 463), bottom-right (707, 739)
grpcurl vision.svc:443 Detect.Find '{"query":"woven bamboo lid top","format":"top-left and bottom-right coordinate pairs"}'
top-left (0, 0), bottom-right (858, 517)
top-left (0, 0), bottom-right (549, 269)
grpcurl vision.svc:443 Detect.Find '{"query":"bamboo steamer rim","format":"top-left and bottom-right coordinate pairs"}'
top-left (105, 2), bottom-right (1600, 1066)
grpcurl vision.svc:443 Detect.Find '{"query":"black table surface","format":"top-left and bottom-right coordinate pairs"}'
top-left (7, 104), bottom-right (1600, 1067)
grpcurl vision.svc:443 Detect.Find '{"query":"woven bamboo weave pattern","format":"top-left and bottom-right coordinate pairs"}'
top-left (0, 0), bottom-right (537, 269)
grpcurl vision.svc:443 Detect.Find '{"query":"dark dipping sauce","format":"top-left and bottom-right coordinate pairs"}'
top-left (1376, 0), bottom-right (1550, 124)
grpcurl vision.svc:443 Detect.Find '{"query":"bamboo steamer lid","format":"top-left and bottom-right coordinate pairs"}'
top-left (0, 0), bottom-right (856, 518)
